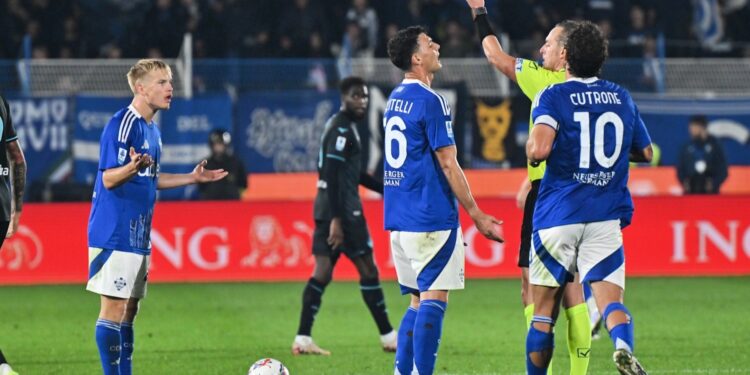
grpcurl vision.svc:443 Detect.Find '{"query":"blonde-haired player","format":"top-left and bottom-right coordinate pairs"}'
top-left (87, 59), bottom-right (228, 374)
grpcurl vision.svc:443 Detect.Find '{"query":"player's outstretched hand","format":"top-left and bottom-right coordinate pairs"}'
top-left (129, 146), bottom-right (153, 170)
top-left (327, 218), bottom-right (344, 250)
top-left (466, 0), bottom-right (485, 8)
top-left (192, 159), bottom-right (229, 183)
top-left (472, 211), bottom-right (504, 243)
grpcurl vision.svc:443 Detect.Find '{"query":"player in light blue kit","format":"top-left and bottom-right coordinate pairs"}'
top-left (384, 26), bottom-right (504, 375)
top-left (86, 59), bottom-right (228, 375)
top-left (525, 22), bottom-right (653, 375)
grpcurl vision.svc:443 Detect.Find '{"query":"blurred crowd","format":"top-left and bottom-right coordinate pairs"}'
top-left (0, 0), bottom-right (748, 60)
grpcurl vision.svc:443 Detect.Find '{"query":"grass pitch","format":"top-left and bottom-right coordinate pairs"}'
top-left (0, 277), bottom-right (748, 374)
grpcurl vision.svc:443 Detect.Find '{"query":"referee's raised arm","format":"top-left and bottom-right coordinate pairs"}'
top-left (466, 0), bottom-right (518, 81)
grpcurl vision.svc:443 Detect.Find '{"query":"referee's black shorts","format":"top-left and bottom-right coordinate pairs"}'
top-left (518, 180), bottom-right (540, 268)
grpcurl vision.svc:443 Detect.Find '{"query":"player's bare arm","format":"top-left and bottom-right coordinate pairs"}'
top-left (434, 145), bottom-right (504, 243)
top-left (323, 155), bottom-right (346, 250)
top-left (359, 172), bottom-right (383, 195)
top-left (327, 218), bottom-right (344, 250)
top-left (466, 0), bottom-right (518, 81)
top-left (515, 178), bottom-right (531, 209)
top-left (6, 140), bottom-right (25, 238)
top-left (102, 146), bottom-right (154, 189)
top-left (629, 144), bottom-right (654, 163)
top-left (526, 123), bottom-right (556, 164)
top-left (157, 159), bottom-right (228, 189)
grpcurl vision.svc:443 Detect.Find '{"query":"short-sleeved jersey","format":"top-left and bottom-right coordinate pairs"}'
top-left (515, 58), bottom-right (566, 181)
top-left (0, 96), bottom-right (19, 221)
top-left (313, 111), bottom-right (364, 221)
top-left (383, 79), bottom-right (457, 232)
top-left (88, 105), bottom-right (162, 254)
top-left (531, 77), bottom-right (652, 230)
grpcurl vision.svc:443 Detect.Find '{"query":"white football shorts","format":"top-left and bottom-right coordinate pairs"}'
top-left (390, 227), bottom-right (465, 294)
top-left (529, 219), bottom-right (625, 289)
top-left (86, 248), bottom-right (150, 299)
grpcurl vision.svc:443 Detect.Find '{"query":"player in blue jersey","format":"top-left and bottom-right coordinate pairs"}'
top-left (385, 26), bottom-right (504, 375)
top-left (525, 22), bottom-right (652, 375)
top-left (465, 2), bottom-right (594, 372)
top-left (86, 59), bottom-right (228, 375)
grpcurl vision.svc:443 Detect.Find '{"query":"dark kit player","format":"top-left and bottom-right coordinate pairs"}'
top-left (292, 76), bottom-right (397, 355)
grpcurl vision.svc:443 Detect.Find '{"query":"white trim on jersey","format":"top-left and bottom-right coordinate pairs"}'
top-left (534, 115), bottom-right (559, 131)
top-left (118, 111), bottom-right (136, 143)
top-left (118, 105), bottom-right (145, 143)
top-left (401, 78), bottom-right (450, 116)
top-left (127, 104), bottom-right (144, 118)
top-left (567, 76), bottom-right (599, 84)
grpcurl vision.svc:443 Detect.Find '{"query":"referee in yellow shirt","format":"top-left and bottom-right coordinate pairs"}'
top-left (466, 1), bottom-right (591, 374)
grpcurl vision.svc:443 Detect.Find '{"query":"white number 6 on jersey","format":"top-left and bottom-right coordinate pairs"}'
top-left (384, 116), bottom-right (407, 169)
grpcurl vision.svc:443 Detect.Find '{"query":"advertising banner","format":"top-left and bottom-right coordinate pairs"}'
top-left (73, 96), bottom-right (130, 184)
top-left (157, 95), bottom-right (233, 200)
top-left (235, 90), bottom-right (340, 173)
top-left (1, 197), bottom-right (748, 285)
top-left (636, 97), bottom-right (750, 166)
top-left (7, 97), bottom-right (73, 184)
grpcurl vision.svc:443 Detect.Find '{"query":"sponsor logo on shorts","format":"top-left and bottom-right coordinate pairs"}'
top-left (114, 277), bottom-right (127, 291)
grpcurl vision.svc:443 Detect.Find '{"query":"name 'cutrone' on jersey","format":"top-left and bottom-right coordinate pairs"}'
top-left (531, 77), bottom-right (652, 230)
top-left (314, 111), bottom-right (364, 221)
top-left (383, 79), bottom-right (457, 232)
top-left (88, 105), bottom-right (162, 254)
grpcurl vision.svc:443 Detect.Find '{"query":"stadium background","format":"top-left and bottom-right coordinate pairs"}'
top-left (0, 0), bottom-right (748, 374)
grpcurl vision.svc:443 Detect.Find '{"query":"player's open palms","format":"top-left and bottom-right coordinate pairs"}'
top-left (466, 0), bottom-right (485, 8)
top-left (473, 212), bottom-right (504, 243)
top-left (129, 146), bottom-right (153, 170)
top-left (192, 160), bottom-right (229, 183)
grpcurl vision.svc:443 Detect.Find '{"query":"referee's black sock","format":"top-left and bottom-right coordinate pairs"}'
top-left (0, 348), bottom-right (8, 364)
top-left (360, 278), bottom-right (393, 335)
top-left (297, 278), bottom-right (327, 336)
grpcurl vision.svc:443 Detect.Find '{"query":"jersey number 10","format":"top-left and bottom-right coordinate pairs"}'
top-left (574, 111), bottom-right (624, 169)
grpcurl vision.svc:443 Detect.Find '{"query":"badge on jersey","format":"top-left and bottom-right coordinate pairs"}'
top-left (445, 121), bottom-right (454, 138)
top-left (515, 58), bottom-right (523, 72)
top-left (335, 136), bottom-right (347, 151)
top-left (118, 147), bottom-right (127, 164)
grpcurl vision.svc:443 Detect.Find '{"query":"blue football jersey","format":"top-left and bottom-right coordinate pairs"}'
top-left (88, 105), bottom-right (162, 254)
top-left (383, 79), bottom-right (458, 232)
top-left (531, 77), bottom-right (652, 230)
